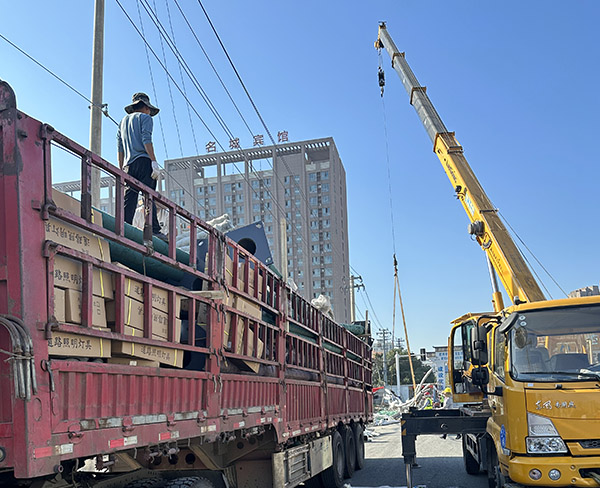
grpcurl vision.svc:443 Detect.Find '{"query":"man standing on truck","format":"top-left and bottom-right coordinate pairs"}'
top-left (117, 92), bottom-right (167, 240)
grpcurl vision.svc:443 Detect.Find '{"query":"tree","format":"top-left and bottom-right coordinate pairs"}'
top-left (373, 347), bottom-right (431, 387)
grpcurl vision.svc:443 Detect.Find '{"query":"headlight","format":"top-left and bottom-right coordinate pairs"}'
top-left (526, 436), bottom-right (568, 454)
top-left (527, 412), bottom-right (559, 436)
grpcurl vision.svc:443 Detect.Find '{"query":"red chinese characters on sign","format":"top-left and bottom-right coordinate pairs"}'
top-left (278, 130), bottom-right (288, 143)
top-left (206, 141), bottom-right (216, 153)
top-left (253, 134), bottom-right (264, 147)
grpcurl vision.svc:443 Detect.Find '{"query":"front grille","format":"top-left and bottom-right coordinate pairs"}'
top-left (580, 440), bottom-right (600, 449)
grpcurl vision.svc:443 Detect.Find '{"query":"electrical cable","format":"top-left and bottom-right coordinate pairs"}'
top-left (164, 0), bottom-right (199, 156)
top-left (152, 0), bottom-right (184, 157)
top-left (136, 0), bottom-right (169, 159)
top-left (133, 0), bottom-right (324, 267)
top-left (498, 210), bottom-right (567, 298)
top-left (0, 33), bottom-right (119, 126)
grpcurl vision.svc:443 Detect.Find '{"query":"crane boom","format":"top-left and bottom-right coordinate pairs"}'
top-left (376, 23), bottom-right (545, 309)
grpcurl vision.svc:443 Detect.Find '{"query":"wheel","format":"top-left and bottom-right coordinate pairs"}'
top-left (352, 423), bottom-right (365, 470)
top-left (486, 443), bottom-right (505, 488)
top-left (341, 426), bottom-right (356, 479)
top-left (320, 431), bottom-right (345, 488)
top-left (163, 477), bottom-right (215, 488)
top-left (462, 435), bottom-right (479, 475)
top-left (124, 478), bottom-right (166, 488)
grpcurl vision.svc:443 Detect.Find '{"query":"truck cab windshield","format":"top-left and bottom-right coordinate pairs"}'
top-left (509, 304), bottom-right (600, 382)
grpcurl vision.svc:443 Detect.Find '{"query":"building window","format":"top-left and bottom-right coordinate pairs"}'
top-left (285, 188), bottom-right (291, 196)
top-left (324, 255), bottom-right (332, 264)
top-left (264, 178), bottom-right (271, 187)
top-left (284, 176), bottom-right (290, 184)
top-left (322, 195), bottom-right (330, 204)
top-left (225, 195), bottom-right (232, 203)
top-left (208, 197), bottom-right (216, 206)
top-left (311, 209), bottom-right (318, 217)
top-left (252, 180), bottom-right (259, 189)
top-left (312, 256), bottom-right (320, 265)
top-left (208, 185), bottom-right (216, 194)
top-left (324, 268), bottom-right (333, 276)
top-left (323, 231), bottom-right (330, 240)
top-left (312, 269), bottom-right (321, 277)
top-left (297, 270), bottom-right (303, 277)
top-left (265, 214), bottom-right (273, 223)
top-left (294, 175), bottom-right (300, 184)
top-left (224, 184), bottom-right (231, 192)
top-left (309, 173), bottom-right (317, 182)
top-left (196, 187), bottom-right (203, 196)
top-left (322, 219), bottom-right (330, 228)
top-left (236, 194), bottom-right (244, 202)
top-left (310, 197), bottom-right (318, 206)
top-left (324, 243), bottom-right (331, 252)
top-left (285, 200), bottom-right (291, 208)
top-left (322, 183), bottom-right (329, 193)
top-left (309, 185), bottom-right (317, 193)
top-left (235, 182), bottom-right (243, 190)
top-left (323, 207), bottom-right (330, 215)
top-left (253, 204), bottom-right (260, 212)
top-left (321, 171), bottom-right (329, 180)
top-left (311, 233), bottom-right (319, 242)
top-left (313, 281), bottom-right (320, 289)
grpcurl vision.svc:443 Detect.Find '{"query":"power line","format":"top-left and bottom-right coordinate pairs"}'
top-left (0, 33), bottom-right (119, 126)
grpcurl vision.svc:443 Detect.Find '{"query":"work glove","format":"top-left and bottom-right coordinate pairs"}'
top-left (151, 160), bottom-right (160, 179)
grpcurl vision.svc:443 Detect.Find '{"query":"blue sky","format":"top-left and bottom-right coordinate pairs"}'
top-left (2, 1), bottom-right (599, 352)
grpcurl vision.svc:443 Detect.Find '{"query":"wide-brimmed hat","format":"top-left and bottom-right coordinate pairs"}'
top-left (124, 92), bottom-right (160, 116)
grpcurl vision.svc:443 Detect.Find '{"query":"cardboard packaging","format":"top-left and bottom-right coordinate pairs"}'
top-left (114, 272), bottom-right (181, 315)
top-left (53, 255), bottom-right (114, 299)
top-left (108, 357), bottom-right (160, 367)
top-left (54, 287), bottom-right (66, 323)
top-left (45, 217), bottom-right (110, 262)
top-left (64, 289), bottom-right (107, 328)
top-left (47, 330), bottom-right (111, 358)
top-left (112, 340), bottom-right (183, 367)
top-left (106, 297), bottom-right (182, 341)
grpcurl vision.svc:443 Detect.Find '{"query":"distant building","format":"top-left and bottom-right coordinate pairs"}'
top-left (164, 137), bottom-right (351, 322)
top-left (568, 285), bottom-right (600, 298)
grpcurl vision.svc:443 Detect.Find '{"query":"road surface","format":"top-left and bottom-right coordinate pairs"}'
top-left (349, 423), bottom-right (489, 488)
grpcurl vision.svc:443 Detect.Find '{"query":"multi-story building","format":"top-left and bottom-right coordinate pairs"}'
top-left (164, 137), bottom-right (351, 322)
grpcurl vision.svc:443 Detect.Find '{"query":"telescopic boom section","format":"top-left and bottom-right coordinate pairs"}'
top-left (376, 23), bottom-right (545, 308)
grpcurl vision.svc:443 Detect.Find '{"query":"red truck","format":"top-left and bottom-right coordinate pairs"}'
top-left (0, 81), bottom-right (372, 488)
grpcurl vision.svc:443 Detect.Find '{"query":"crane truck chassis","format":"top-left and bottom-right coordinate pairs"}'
top-left (0, 80), bottom-right (372, 488)
top-left (376, 23), bottom-right (600, 488)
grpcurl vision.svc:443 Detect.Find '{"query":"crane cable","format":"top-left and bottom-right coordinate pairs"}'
top-left (393, 255), bottom-right (416, 391)
top-left (379, 44), bottom-right (416, 391)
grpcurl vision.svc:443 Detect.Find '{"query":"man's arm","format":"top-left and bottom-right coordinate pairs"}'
top-left (144, 142), bottom-right (157, 162)
top-left (118, 151), bottom-right (125, 170)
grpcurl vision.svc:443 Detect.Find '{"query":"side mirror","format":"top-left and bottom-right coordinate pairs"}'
top-left (471, 366), bottom-right (490, 386)
top-left (471, 325), bottom-right (488, 365)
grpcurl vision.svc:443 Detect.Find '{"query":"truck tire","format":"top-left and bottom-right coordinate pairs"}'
top-left (352, 423), bottom-right (365, 470)
top-left (125, 478), bottom-right (167, 488)
top-left (462, 435), bottom-right (479, 475)
top-left (320, 431), bottom-right (345, 488)
top-left (163, 477), bottom-right (215, 488)
top-left (486, 443), bottom-right (505, 488)
top-left (341, 425), bottom-right (356, 479)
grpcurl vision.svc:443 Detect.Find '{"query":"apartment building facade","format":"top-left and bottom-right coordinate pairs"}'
top-left (164, 137), bottom-right (351, 322)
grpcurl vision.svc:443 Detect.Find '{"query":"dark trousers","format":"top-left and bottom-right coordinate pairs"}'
top-left (124, 156), bottom-right (161, 234)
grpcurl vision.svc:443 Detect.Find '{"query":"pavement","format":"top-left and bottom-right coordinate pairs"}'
top-left (347, 423), bottom-right (489, 488)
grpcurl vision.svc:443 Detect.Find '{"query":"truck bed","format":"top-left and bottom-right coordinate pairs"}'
top-left (0, 81), bottom-right (372, 480)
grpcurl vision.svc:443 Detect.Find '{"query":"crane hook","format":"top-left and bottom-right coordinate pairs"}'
top-left (378, 67), bottom-right (385, 97)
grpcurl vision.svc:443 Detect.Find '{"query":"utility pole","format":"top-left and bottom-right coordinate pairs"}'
top-left (377, 328), bottom-right (390, 387)
top-left (349, 274), bottom-right (364, 323)
top-left (90, 0), bottom-right (105, 207)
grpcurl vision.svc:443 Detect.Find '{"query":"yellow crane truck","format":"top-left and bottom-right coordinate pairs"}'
top-left (376, 22), bottom-right (600, 488)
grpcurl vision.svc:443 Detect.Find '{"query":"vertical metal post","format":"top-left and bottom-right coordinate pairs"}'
top-left (280, 217), bottom-right (288, 279)
top-left (90, 0), bottom-right (105, 207)
top-left (349, 275), bottom-right (355, 323)
top-left (395, 351), bottom-right (401, 397)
